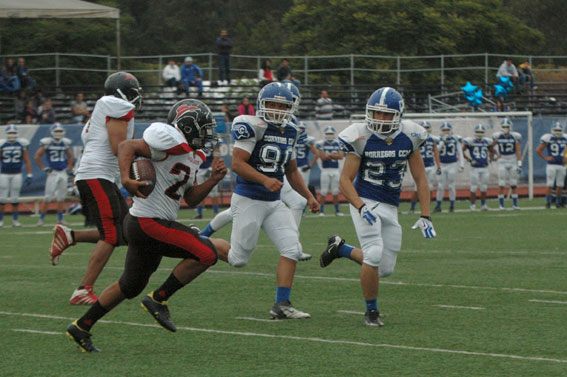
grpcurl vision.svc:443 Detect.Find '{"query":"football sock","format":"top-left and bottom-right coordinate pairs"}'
top-left (70, 230), bottom-right (76, 243)
top-left (197, 206), bottom-right (203, 216)
top-left (556, 196), bottom-right (562, 205)
top-left (153, 273), bottom-right (184, 302)
top-left (13, 211), bottom-right (19, 221)
top-left (320, 205), bottom-right (325, 214)
top-left (338, 243), bottom-right (354, 259)
top-left (201, 224), bottom-right (216, 237)
top-left (275, 286), bottom-right (291, 303)
top-left (77, 301), bottom-right (109, 331)
top-left (365, 299), bottom-right (378, 312)
top-left (436, 200), bottom-right (441, 208)
top-left (57, 212), bottom-right (63, 222)
top-left (546, 195), bottom-right (551, 204)
top-left (212, 205), bottom-right (219, 214)
top-left (512, 194), bottom-right (518, 206)
top-left (40, 213), bottom-right (46, 221)
top-left (410, 201), bottom-right (416, 210)
top-left (498, 195), bottom-right (505, 207)
top-left (481, 199), bottom-right (486, 206)
top-left (0, 213), bottom-right (4, 221)
top-left (450, 200), bottom-right (455, 208)
top-left (334, 204), bottom-right (339, 213)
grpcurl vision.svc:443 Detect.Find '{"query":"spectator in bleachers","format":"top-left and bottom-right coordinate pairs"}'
top-left (2, 58), bottom-right (20, 91)
top-left (180, 56), bottom-right (204, 98)
top-left (277, 58), bottom-right (300, 87)
top-left (17, 58), bottom-right (35, 89)
top-left (238, 97), bottom-right (255, 116)
top-left (71, 92), bottom-right (90, 123)
top-left (222, 104), bottom-right (235, 123)
top-left (315, 90), bottom-right (334, 120)
top-left (162, 59), bottom-right (181, 89)
top-left (33, 89), bottom-right (46, 108)
top-left (0, 64), bottom-right (19, 93)
top-left (216, 29), bottom-right (233, 85)
top-left (23, 99), bottom-right (38, 124)
top-left (39, 98), bottom-right (56, 124)
top-left (14, 90), bottom-right (27, 121)
top-left (496, 58), bottom-right (518, 84)
top-left (258, 59), bottom-right (274, 88)
top-left (518, 61), bottom-right (535, 91)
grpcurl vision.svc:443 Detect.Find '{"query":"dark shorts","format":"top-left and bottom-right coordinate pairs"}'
top-left (77, 179), bottom-right (128, 246)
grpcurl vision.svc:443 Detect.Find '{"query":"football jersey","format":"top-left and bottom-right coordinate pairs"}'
top-left (231, 115), bottom-right (299, 201)
top-left (0, 138), bottom-right (29, 174)
top-left (420, 135), bottom-right (440, 168)
top-left (493, 131), bottom-right (521, 160)
top-left (129, 122), bottom-right (205, 221)
top-left (316, 140), bottom-right (342, 169)
top-left (40, 137), bottom-right (72, 171)
top-left (540, 133), bottom-right (567, 165)
top-left (295, 132), bottom-right (315, 168)
top-left (339, 120), bottom-right (426, 207)
top-left (464, 137), bottom-right (492, 168)
top-left (75, 95), bottom-right (135, 183)
top-left (439, 135), bottom-right (462, 164)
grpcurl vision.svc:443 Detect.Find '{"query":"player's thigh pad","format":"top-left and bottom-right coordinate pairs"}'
top-left (281, 182), bottom-right (307, 210)
top-left (55, 171), bottom-right (68, 202)
top-left (479, 168), bottom-right (489, 191)
top-left (320, 170), bottom-right (331, 195)
top-left (425, 166), bottom-right (436, 190)
top-left (44, 172), bottom-right (58, 201)
top-left (470, 169), bottom-right (480, 192)
top-left (0, 174), bottom-right (9, 202)
top-left (262, 201), bottom-right (300, 261)
top-left (378, 205), bottom-right (402, 277)
top-left (446, 163), bottom-right (457, 187)
top-left (8, 174), bottom-right (22, 203)
top-left (228, 194), bottom-right (268, 267)
top-left (556, 166), bottom-right (567, 187)
top-left (299, 169), bottom-right (310, 186)
top-left (329, 170), bottom-right (340, 195)
top-left (546, 165), bottom-right (560, 187)
top-left (349, 201), bottom-right (383, 267)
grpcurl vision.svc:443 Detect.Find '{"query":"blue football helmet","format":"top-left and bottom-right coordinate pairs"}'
top-left (284, 82), bottom-right (301, 115)
top-left (50, 123), bottom-right (65, 140)
top-left (366, 87), bottom-right (404, 134)
top-left (256, 82), bottom-right (294, 126)
top-left (420, 121), bottom-right (432, 132)
top-left (551, 122), bottom-right (563, 137)
top-left (440, 122), bottom-right (453, 135)
top-left (500, 118), bottom-right (513, 135)
top-left (6, 124), bottom-right (18, 142)
top-left (474, 124), bottom-right (486, 139)
top-left (324, 126), bottom-right (336, 141)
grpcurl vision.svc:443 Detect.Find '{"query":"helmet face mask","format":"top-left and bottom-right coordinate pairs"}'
top-left (167, 99), bottom-right (217, 150)
top-left (6, 125), bottom-right (18, 142)
top-left (366, 87), bottom-right (404, 135)
top-left (256, 83), bottom-right (294, 126)
top-left (474, 124), bottom-right (486, 140)
top-left (105, 72), bottom-right (143, 110)
top-left (552, 122), bottom-right (563, 137)
top-left (440, 122), bottom-right (452, 137)
top-left (501, 118), bottom-right (512, 135)
top-left (50, 123), bottom-right (65, 140)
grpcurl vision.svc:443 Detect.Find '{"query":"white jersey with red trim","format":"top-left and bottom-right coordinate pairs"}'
top-left (75, 95), bottom-right (135, 183)
top-left (129, 122), bottom-right (205, 221)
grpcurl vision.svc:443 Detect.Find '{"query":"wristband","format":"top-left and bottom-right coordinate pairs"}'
top-left (421, 215), bottom-right (431, 221)
top-left (357, 204), bottom-right (366, 213)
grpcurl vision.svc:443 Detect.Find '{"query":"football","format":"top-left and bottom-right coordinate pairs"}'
top-left (129, 159), bottom-right (156, 197)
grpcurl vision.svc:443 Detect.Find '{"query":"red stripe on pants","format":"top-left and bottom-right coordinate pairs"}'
top-left (87, 179), bottom-right (117, 245)
top-left (138, 218), bottom-right (216, 266)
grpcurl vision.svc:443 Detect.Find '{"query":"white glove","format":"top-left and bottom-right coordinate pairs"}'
top-left (516, 161), bottom-right (523, 175)
top-left (436, 167), bottom-right (442, 175)
top-left (458, 165), bottom-right (464, 172)
top-left (358, 204), bottom-right (377, 226)
top-left (412, 216), bottom-right (436, 239)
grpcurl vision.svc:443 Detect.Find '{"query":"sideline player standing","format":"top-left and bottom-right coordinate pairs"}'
top-left (193, 137), bottom-right (223, 219)
top-left (319, 87), bottom-right (436, 327)
top-left (49, 72), bottom-right (143, 305)
top-left (34, 124), bottom-right (74, 226)
top-left (316, 126), bottom-right (344, 216)
top-left (536, 122), bottom-right (567, 209)
top-left (463, 124), bottom-right (494, 211)
top-left (434, 122), bottom-right (464, 213)
top-left (0, 125), bottom-right (32, 227)
top-left (410, 121), bottom-right (441, 213)
top-left (492, 118), bottom-right (522, 210)
top-left (66, 100), bottom-right (230, 352)
top-left (214, 82), bottom-right (319, 319)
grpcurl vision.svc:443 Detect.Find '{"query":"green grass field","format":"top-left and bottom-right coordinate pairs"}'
top-left (1, 199), bottom-right (566, 377)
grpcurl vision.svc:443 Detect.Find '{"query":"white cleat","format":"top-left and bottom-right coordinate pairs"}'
top-left (270, 300), bottom-right (311, 320)
top-left (319, 212), bottom-right (325, 217)
top-left (499, 206), bottom-right (505, 211)
top-left (335, 212), bottom-right (345, 216)
top-left (470, 204), bottom-right (477, 212)
top-left (37, 219), bottom-right (45, 227)
top-left (512, 205), bottom-right (520, 210)
top-left (12, 220), bottom-right (22, 227)
top-left (481, 205), bottom-right (489, 211)
top-left (0, 220), bottom-right (3, 227)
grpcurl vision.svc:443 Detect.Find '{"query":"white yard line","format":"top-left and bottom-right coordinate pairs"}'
top-left (0, 310), bottom-right (565, 364)
top-left (12, 328), bottom-right (63, 335)
top-left (529, 299), bottom-right (567, 305)
top-left (337, 310), bottom-right (364, 315)
top-left (235, 317), bottom-right (282, 323)
top-left (434, 305), bottom-right (485, 310)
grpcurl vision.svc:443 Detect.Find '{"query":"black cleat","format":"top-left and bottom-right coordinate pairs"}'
top-left (320, 235), bottom-right (344, 268)
top-left (433, 206), bottom-right (442, 213)
top-left (193, 214), bottom-right (203, 219)
top-left (364, 309), bottom-right (384, 327)
top-left (546, 203), bottom-right (551, 209)
top-left (141, 293), bottom-right (177, 332)
top-left (449, 205), bottom-right (455, 213)
top-left (66, 321), bottom-right (101, 352)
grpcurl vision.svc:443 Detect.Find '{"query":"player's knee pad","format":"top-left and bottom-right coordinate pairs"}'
top-left (498, 178), bottom-right (506, 187)
top-left (362, 244), bottom-right (382, 267)
top-left (227, 248), bottom-right (251, 267)
top-left (480, 184), bottom-right (488, 192)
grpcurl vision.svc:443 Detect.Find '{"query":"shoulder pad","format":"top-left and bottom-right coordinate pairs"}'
top-left (18, 138), bottom-right (30, 147)
top-left (62, 137), bottom-right (73, 146)
top-left (492, 131), bottom-right (502, 140)
top-left (540, 133), bottom-right (552, 144)
top-left (401, 120), bottom-right (428, 151)
top-left (40, 137), bottom-right (53, 146)
top-left (338, 122), bottom-right (370, 156)
top-left (463, 137), bottom-right (474, 146)
top-left (98, 95), bottom-right (135, 120)
top-left (143, 122), bottom-right (189, 155)
top-left (231, 115), bottom-right (266, 141)
top-left (512, 132), bottom-right (522, 141)
top-left (306, 135), bottom-right (315, 145)
top-left (483, 137), bottom-right (493, 144)
top-left (0, 139), bottom-right (6, 146)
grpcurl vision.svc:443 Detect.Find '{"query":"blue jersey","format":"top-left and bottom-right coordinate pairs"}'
top-left (199, 138), bottom-right (224, 169)
top-left (439, 135), bottom-right (461, 164)
top-left (316, 140), bottom-right (342, 169)
top-left (419, 136), bottom-right (439, 168)
top-left (231, 115), bottom-right (298, 201)
top-left (40, 137), bottom-right (71, 171)
top-left (464, 137), bottom-right (492, 168)
top-left (492, 132), bottom-right (521, 156)
top-left (540, 133), bottom-right (567, 165)
top-left (295, 132), bottom-right (315, 168)
top-left (339, 121), bottom-right (426, 207)
top-left (0, 138), bottom-right (29, 174)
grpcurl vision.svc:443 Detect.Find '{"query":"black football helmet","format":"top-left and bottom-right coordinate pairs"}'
top-left (104, 71), bottom-right (143, 110)
top-left (167, 99), bottom-right (217, 149)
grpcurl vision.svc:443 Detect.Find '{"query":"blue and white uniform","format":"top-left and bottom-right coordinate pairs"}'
top-left (540, 133), bottom-right (567, 187)
top-left (493, 131), bottom-right (522, 186)
top-left (295, 131), bottom-right (316, 185)
top-left (0, 137), bottom-right (29, 204)
top-left (418, 134), bottom-right (440, 190)
top-left (464, 137), bottom-right (492, 192)
top-left (316, 139), bottom-right (342, 196)
top-left (196, 138), bottom-right (224, 197)
top-left (40, 136), bottom-right (72, 202)
top-left (339, 120), bottom-right (426, 272)
top-left (436, 134), bottom-right (463, 203)
top-left (228, 115), bottom-right (301, 266)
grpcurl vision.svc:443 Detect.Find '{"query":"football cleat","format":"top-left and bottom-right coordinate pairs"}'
top-left (37, 218), bottom-right (45, 226)
top-left (270, 300), bottom-right (311, 319)
top-left (193, 214), bottom-right (203, 220)
top-left (481, 205), bottom-right (489, 211)
top-left (470, 204), bottom-right (477, 211)
top-left (512, 205), bottom-right (520, 210)
top-left (320, 235), bottom-right (344, 268)
top-left (12, 220), bottom-right (21, 227)
top-left (298, 252), bottom-right (312, 262)
top-left (0, 220), bottom-right (3, 227)
top-left (499, 205), bottom-right (505, 210)
top-left (546, 202), bottom-right (551, 209)
top-left (66, 321), bottom-right (100, 352)
top-left (70, 286), bottom-right (98, 305)
top-left (365, 309), bottom-right (384, 327)
top-left (50, 224), bottom-right (75, 265)
top-left (141, 293), bottom-right (177, 332)
top-left (433, 206), bottom-right (442, 213)
top-left (449, 205), bottom-right (454, 213)
top-left (335, 211), bottom-right (345, 216)
top-left (319, 212), bottom-right (325, 217)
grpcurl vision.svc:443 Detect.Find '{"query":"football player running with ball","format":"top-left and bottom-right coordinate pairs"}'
top-left (319, 87), bottom-right (436, 327)
top-left (66, 100), bottom-right (230, 352)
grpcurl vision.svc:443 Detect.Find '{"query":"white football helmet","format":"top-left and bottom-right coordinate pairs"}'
top-left (6, 125), bottom-right (18, 142)
top-left (420, 121), bottom-right (432, 132)
top-left (440, 122), bottom-right (452, 136)
top-left (50, 123), bottom-right (65, 140)
top-left (552, 122), bottom-right (563, 137)
top-left (324, 126), bottom-right (336, 142)
top-left (474, 124), bottom-right (486, 140)
top-left (500, 118), bottom-right (513, 134)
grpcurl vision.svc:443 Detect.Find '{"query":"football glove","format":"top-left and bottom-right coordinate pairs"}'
top-left (436, 167), bottom-right (442, 175)
top-left (43, 167), bottom-right (53, 174)
top-left (412, 216), bottom-right (436, 239)
top-left (300, 166), bottom-right (310, 172)
top-left (358, 204), bottom-right (377, 226)
top-left (24, 174), bottom-right (33, 186)
top-left (516, 161), bottom-right (523, 175)
top-left (458, 165), bottom-right (464, 172)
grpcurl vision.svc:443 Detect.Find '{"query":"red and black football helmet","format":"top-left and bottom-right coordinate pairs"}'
top-left (167, 99), bottom-right (217, 149)
top-left (104, 71), bottom-right (143, 110)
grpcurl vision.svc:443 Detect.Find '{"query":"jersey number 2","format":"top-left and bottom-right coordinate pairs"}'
top-left (165, 163), bottom-right (191, 200)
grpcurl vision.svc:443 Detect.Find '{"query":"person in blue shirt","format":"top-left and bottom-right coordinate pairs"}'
top-left (463, 124), bottom-right (495, 211)
top-left (180, 57), bottom-right (204, 97)
top-left (536, 122), bottom-right (567, 209)
top-left (0, 125), bottom-right (33, 227)
top-left (318, 87), bottom-right (436, 327)
top-left (315, 126), bottom-right (344, 216)
top-left (34, 124), bottom-right (74, 226)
